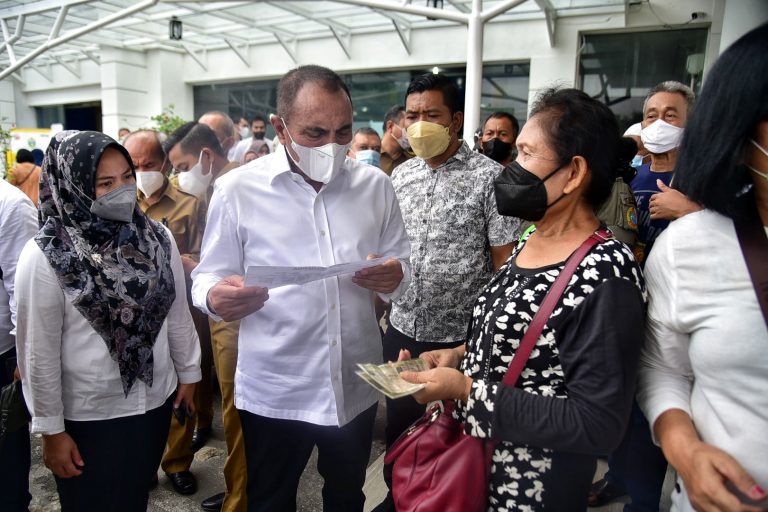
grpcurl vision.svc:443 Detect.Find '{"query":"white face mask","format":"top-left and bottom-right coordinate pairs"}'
top-left (748, 138), bottom-right (768, 180)
top-left (239, 126), bottom-right (250, 139)
top-left (281, 118), bottom-right (350, 184)
top-left (392, 123), bottom-right (411, 151)
top-left (177, 150), bottom-right (213, 198)
top-left (135, 171), bottom-right (165, 197)
top-left (641, 120), bottom-right (684, 154)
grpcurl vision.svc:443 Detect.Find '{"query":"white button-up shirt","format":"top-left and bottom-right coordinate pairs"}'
top-left (192, 149), bottom-right (411, 427)
top-left (15, 227), bottom-right (201, 435)
top-left (0, 180), bottom-right (38, 355)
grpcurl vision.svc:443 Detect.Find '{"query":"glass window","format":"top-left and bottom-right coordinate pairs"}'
top-left (193, 63), bottom-right (530, 138)
top-left (579, 28), bottom-right (708, 129)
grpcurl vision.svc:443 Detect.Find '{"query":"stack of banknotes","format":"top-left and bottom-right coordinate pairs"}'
top-left (356, 359), bottom-right (429, 399)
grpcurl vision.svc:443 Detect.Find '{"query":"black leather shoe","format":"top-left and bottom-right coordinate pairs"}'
top-left (587, 478), bottom-right (626, 507)
top-left (166, 471), bottom-right (197, 495)
top-left (201, 492), bottom-right (225, 511)
top-left (191, 426), bottom-right (212, 453)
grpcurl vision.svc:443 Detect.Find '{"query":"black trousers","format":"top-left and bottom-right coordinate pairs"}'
top-left (238, 403), bottom-right (377, 512)
top-left (376, 322), bottom-right (465, 512)
top-left (0, 348), bottom-right (31, 512)
top-left (54, 396), bottom-right (173, 512)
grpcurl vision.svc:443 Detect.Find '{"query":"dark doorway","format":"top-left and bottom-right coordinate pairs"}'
top-left (64, 102), bottom-right (102, 131)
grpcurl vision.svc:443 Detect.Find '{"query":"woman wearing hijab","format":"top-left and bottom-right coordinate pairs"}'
top-left (15, 131), bottom-right (201, 511)
top-left (243, 138), bottom-right (270, 163)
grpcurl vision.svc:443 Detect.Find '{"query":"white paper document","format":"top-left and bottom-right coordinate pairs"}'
top-left (244, 257), bottom-right (386, 289)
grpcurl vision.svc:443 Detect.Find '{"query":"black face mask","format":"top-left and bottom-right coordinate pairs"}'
top-left (482, 138), bottom-right (512, 163)
top-left (253, 131), bottom-right (266, 140)
top-left (494, 161), bottom-right (566, 221)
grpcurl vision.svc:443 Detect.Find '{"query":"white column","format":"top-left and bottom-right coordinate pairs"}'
top-left (100, 47), bottom-right (151, 139)
top-left (463, 0), bottom-right (483, 142)
top-left (720, 0), bottom-right (768, 53)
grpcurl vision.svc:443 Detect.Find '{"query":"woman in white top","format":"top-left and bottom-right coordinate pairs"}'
top-left (15, 131), bottom-right (201, 511)
top-left (637, 24), bottom-right (768, 512)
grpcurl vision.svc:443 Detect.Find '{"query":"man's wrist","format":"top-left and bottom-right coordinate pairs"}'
top-left (206, 290), bottom-right (217, 315)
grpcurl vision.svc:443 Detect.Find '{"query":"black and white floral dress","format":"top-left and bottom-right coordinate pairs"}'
top-left (458, 229), bottom-right (647, 511)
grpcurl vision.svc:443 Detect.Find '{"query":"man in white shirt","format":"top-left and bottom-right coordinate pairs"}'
top-left (192, 64), bottom-right (411, 512)
top-left (0, 179), bottom-right (37, 511)
top-left (230, 113), bottom-right (274, 164)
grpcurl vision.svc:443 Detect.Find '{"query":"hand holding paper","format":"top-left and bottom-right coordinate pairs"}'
top-left (351, 254), bottom-right (404, 294)
top-left (244, 257), bottom-right (387, 290)
top-left (207, 275), bottom-right (269, 322)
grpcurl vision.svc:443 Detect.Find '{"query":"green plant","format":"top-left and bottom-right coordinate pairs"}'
top-left (150, 104), bottom-right (187, 135)
top-left (0, 118), bottom-right (12, 176)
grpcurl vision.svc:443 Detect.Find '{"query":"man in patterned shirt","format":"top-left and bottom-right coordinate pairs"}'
top-left (374, 73), bottom-right (521, 512)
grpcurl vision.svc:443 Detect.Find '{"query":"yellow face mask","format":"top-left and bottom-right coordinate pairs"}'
top-left (406, 121), bottom-right (452, 159)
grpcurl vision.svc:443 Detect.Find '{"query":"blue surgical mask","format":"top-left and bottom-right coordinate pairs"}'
top-left (630, 154), bottom-right (645, 168)
top-left (355, 149), bottom-right (381, 168)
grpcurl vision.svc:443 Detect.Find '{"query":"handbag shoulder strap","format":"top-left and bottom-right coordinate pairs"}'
top-left (502, 229), bottom-right (612, 387)
top-left (734, 215), bottom-right (768, 327)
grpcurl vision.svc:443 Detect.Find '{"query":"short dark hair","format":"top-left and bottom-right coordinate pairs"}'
top-left (15, 148), bottom-right (34, 164)
top-left (405, 73), bottom-right (463, 115)
top-left (354, 127), bottom-right (380, 138)
top-left (530, 88), bottom-right (635, 207)
top-left (277, 65), bottom-right (352, 121)
top-left (251, 113), bottom-right (267, 125)
top-left (674, 23), bottom-right (768, 221)
top-left (163, 122), bottom-right (225, 158)
top-left (382, 105), bottom-right (405, 133)
top-left (483, 112), bottom-right (520, 136)
top-left (123, 129), bottom-right (166, 161)
top-left (643, 81), bottom-right (696, 116)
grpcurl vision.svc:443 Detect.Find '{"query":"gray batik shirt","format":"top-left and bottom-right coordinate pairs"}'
top-left (389, 142), bottom-right (521, 343)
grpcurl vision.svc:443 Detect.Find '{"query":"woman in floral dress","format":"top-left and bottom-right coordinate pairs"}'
top-left (401, 88), bottom-right (646, 511)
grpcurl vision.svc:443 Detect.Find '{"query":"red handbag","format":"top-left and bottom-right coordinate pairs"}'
top-left (384, 230), bottom-right (612, 512)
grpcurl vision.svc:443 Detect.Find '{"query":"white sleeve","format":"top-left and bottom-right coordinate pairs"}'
top-left (191, 182), bottom-right (243, 320)
top-left (15, 242), bottom-right (67, 435)
top-left (0, 193), bottom-right (38, 337)
top-left (163, 226), bottom-right (201, 384)
top-left (637, 232), bottom-right (694, 443)
top-left (375, 177), bottom-right (412, 303)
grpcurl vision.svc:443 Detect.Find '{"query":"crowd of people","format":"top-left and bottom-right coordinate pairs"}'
top-left (0, 21), bottom-right (765, 512)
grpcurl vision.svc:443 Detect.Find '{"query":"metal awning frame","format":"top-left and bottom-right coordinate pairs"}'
top-left (0, 0), bottom-right (626, 137)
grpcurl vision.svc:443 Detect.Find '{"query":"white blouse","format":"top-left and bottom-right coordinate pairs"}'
top-left (15, 228), bottom-right (201, 435)
top-left (638, 209), bottom-right (768, 511)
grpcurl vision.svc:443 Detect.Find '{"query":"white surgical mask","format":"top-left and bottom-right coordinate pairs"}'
top-left (239, 126), bottom-right (250, 139)
top-left (90, 184), bottom-right (137, 223)
top-left (135, 171), bottom-right (165, 197)
top-left (177, 150), bottom-right (213, 198)
top-left (748, 138), bottom-right (768, 180)
top-left (393, 124), bottom-right (411, 151)
top-left (355, 149), bottom-right (381, 168)
top-left (281, 118), bottom-right (350, 184)
top-left (641, 120), bottom-right (684, 154)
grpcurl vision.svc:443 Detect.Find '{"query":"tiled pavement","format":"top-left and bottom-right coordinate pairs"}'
top-left (28, 395), bottom-right (673, 512)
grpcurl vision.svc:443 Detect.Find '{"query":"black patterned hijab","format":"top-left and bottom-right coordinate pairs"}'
top-left (35, 131), bottom-right (176, 396)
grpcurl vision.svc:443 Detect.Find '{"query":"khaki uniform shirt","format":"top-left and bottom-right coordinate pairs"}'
top-left (380, 150), bottom-right (412, 177)
top-left (138, 180), bottom-right (205, 261)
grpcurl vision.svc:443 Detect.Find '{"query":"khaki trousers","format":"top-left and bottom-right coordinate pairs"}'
top-left (210, 318), bottom-right (247, 512)
top-left (161, 306), bottom-right (215, 473)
